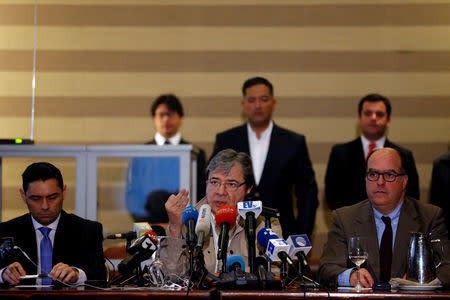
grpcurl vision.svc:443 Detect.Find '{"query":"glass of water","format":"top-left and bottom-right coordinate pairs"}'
top-left (348, 237), bottom-right (368, 292)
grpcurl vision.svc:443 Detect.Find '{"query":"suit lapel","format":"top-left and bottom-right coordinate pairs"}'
top-left (22, 214), bottom-right (39, 272)
top-left (354, 203), bottom-right (380, 280)
top-left (257, 124), bottom-right (281, 188)
top-left (392, 198), bottom-right (420, 278)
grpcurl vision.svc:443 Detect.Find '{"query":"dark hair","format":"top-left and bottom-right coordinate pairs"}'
top-left (207, 149), bottom-right (255, 188)
top-left (150, 94), bottom-right (184, 117)
top-left (22, 162), bottom-right (64, 193)
top-left (358, 93), bottom-right (392, 118)
top-left (366, 147), bottom-right (407, 174)
top-left (242, 77), bottom-right (273, 97)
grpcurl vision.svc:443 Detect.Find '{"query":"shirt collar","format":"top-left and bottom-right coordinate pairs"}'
top-left (154, 132), bottom-right (181, 145)
top-left (361, 135), bottom-right (386, 149)
top-left (31, 213), bottom-right (61, 231)
top-left (372, 199), bottom-right (404, 221)
top-left (247, 121), bottom-right (273, 140)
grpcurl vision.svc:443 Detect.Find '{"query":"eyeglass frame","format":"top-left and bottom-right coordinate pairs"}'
top-left (366, 169), bottom-right (406, 182)
top-left (206, 178), bottom-right (246, 192)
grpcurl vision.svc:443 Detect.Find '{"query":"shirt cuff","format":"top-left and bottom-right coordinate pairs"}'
top-left (338, 268), bottom-right (354, 287)
top-left (0, 267), bottom-right (5, 284)
top-left (72, 267), bottom-right (87, 284)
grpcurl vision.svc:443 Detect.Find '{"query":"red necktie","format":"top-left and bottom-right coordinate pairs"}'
top-left (367, 142), bottom-right (376, 159)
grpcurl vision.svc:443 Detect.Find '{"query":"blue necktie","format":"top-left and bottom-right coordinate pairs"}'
top-left (38, 227), bottom-right (53, 285)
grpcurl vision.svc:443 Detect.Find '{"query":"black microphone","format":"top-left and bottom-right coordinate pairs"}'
top-left (106, 231), bottom-right (137, 240)
top-left (237, 201), bottom-right (262, 274)
top-left (255, 256), bottom-right (267, 284)
top-left (118, 232), bottom-right (158, 275)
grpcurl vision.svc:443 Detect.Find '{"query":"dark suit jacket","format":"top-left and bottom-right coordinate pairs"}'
top-left (0, 210), bottom-right (106, 284)
top-left (318, 197), bottom-right (450, 287)
top-left (147, 138), bottom-right (206, 201)
top-left (325, 138), bottom-right (420, 210)
top-left (211, 123), bottom-right (318, 237)
top-left (430, 152), bottom-right (450, 238)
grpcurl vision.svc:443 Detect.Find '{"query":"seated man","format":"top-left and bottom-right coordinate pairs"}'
top-left (0, 162), bottom-right (106, 285)
top-left (318, 148), bottom-right (450, 288)
top-left (162, 149), bottom-right (282, 274)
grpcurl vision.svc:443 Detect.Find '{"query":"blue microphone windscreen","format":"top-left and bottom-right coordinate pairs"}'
top-left (256, 227), bottom-right (279, 249)
top-left (182, 206), bottom-right (199, 225)
top-left (226, 255), bottom-right (245, 272)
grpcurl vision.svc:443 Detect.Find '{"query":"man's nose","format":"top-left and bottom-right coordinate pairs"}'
top-left (216, 183), bottom-right (227, 194)
top-left (377, 175), bottom-right (386, 185)
top-left (41, 198), bottom-right (49, 209)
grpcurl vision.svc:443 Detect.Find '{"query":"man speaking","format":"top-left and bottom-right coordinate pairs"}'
top-left (0, 162), bottom-right (106, 285)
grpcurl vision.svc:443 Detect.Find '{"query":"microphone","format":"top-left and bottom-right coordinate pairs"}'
top-left (215, 205), bottom-right (238, 273)
top-left (118, 231), bottom-right (158, 275)
top-left (256, 227), bottom-right (294, 266)
top-left (182, 206), bottom-right (199, 250)
top-left (286, 235), bottom-right (312, 273)
top-left (255, 256), bottom-right (267, 283)
top-left (226, 255), bottom-right (245, 273)
top-left (237, 201), bottom-right (262, 274)
top-left (106, 231), bottom-right (137, 240)
top-left (195, 204), bottom-right (212, 250)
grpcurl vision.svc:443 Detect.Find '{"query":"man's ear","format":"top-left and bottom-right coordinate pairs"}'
top-left (20, 188), bottom-right (26, 204)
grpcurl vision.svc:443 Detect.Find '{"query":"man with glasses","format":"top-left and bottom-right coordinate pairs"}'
top-left (325, 94), bottom-right (419, 210)
top-left (163, 149), bottom-right (282, 274)
top-left (148, 94), bottom-right (206, 201)
top-left (318, 148), bottom-right (449, 288)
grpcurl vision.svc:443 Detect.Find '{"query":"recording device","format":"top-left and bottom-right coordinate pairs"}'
top-left (215, 205), bottom-right (237, 273)
top-left (286, 234), bottom-right (312, 275)
top-left (257, 228), bottom-right (295, 266)
top-left (106, 231), bottom-right (137, 240)
top-left (255, 256), bottom-right (282, 290)
top-left (195, 204), bottom-right (212, 250)
top-left (373, 283), bottom-right (391, 291)
top-left (118, 231), bottom-right (158, 275)
top-left (237, 201), bottom-right (262, 274)
top-left (182, 206), bottom-right (199, 250)
top-left (0, 237), bottom-right (15, 264)
top-left (217, 255), bottom-right (258, 289)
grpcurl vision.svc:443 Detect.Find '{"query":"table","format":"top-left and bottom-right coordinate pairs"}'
top-left (1, 288), bottom-right (449, 299)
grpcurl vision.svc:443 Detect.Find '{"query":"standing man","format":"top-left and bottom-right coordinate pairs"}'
top-left (0, 162), bottom-right (106, 285)
top-left (325, 94), bottom-right (419, 210)
top-left (430, 151), bottom-right (450, 239)
top-left (318, 148), bottom-right (449, 288)
top-left (211, 77), bottom-right (318, 238)
top-left (148, 94), bottom-right (206, 201)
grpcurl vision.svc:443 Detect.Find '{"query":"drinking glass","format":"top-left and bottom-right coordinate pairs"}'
top-left (348, 237), bottom-right (368, 292)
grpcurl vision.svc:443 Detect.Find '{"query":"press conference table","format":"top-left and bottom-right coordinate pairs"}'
top-left (1, 287), bottom-right (450, 299)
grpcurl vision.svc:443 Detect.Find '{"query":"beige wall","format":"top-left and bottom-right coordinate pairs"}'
top-left (0, 0), bottom-right (449, 257)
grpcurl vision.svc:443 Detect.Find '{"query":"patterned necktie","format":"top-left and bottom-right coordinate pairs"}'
top-left (38, 227), bottom-right (53, 285)
top-left (379, 216), bottom-right (392, 283)
top-left (367, 142), bottom-right (376, 159)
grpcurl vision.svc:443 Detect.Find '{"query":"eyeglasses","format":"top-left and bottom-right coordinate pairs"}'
top-left (366, 170), bottom-right (405, 182)
top-left (207, 178), bottom-right (246, 192)
top-left (156, 111), bottom-right (175, 118)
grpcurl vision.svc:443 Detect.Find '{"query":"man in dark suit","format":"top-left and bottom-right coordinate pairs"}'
top-left (211, 77), bottom-right (318, 238)
top-left (147, 94), bottom-right (206, 202)
top-left (325, 93), bottom-right (419, 210)
top-left (319, 148), bottom-right (449, 288)
top-left (430, 151), bottom-right (450, 239)
top-left (0, 162), bottom-right (106, 285)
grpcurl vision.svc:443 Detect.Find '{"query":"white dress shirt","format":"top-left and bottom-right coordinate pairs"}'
top-left (360, 135), bottom-right (386, 159)
top-left (247, 121), bottom-right (273, 185)
top-left (154, 132), bottom-right (181, 146)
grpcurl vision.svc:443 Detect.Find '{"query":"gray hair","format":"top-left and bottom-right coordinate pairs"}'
top-left (207, 149), bottom-right (255, 188)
